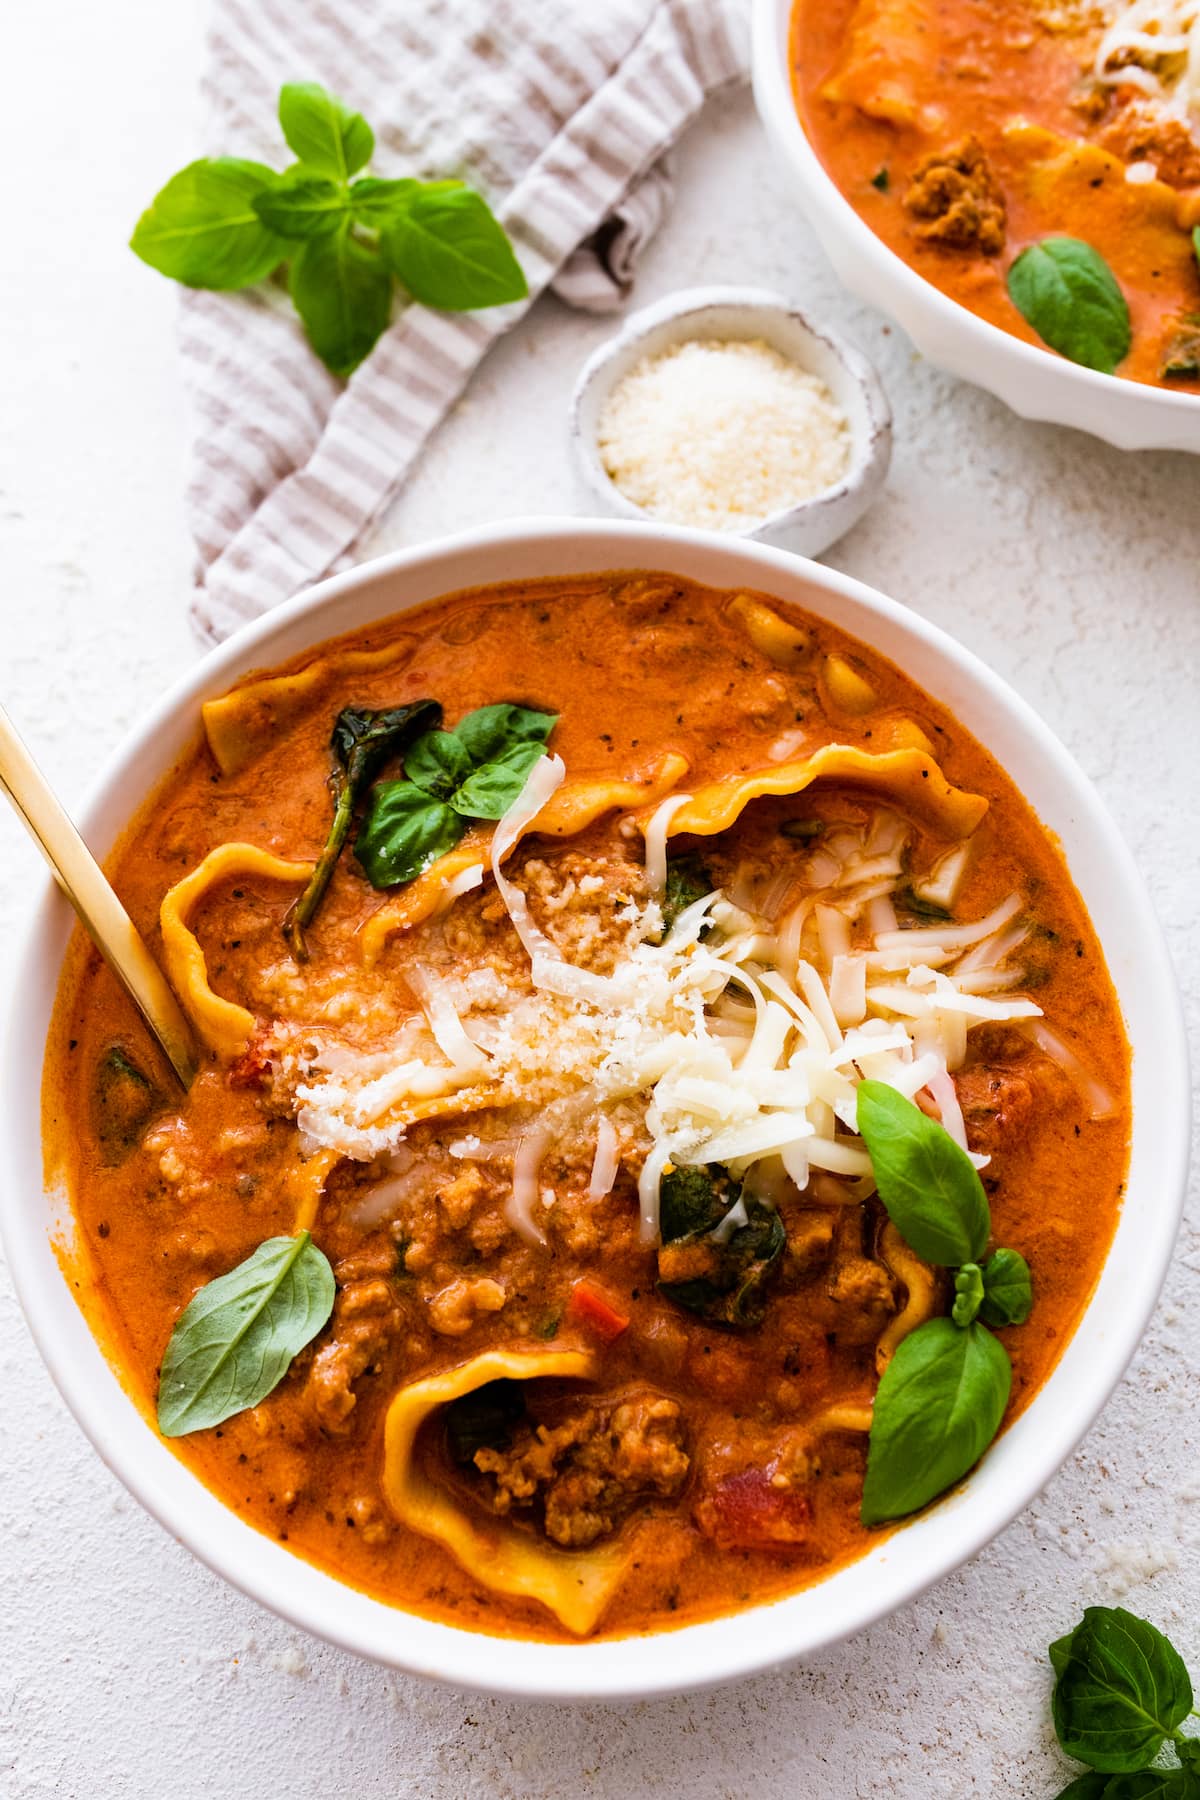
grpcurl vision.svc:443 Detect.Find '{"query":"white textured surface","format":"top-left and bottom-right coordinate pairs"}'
top-left (1, 5), bottom-right (1197, 1795)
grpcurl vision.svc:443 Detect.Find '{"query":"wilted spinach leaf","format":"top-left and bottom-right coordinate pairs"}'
top-left (657, 1165), bottom-right (785, 1330)
top-left (445, 1380), bottom-right (527, 1465)
top-left (661, 855), bottom-right (713, 934)
top-left (93, 1044), bottom-right (163, 1163)
top-left (283, 698), bottom-right (441, 956)
top-left (897, 884), bottom-right (953, 922)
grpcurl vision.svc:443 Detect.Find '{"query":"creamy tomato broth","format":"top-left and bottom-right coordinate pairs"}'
top-left (45, 572), bottom-right (1129, 1641)
top-left (791, 0), bottom-right (1200, 391)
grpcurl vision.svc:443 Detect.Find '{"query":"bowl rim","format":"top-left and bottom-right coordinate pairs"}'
top-left (567, 283), bottom-right (893, 537)
top-left (750, 0), bottom-right (1200, 444)
top-left (0, 515), bottom-right (1189, 1700)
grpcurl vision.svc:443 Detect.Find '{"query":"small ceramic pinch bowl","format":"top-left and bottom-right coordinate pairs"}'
top-left (570, 285), bottom-right (892, 558)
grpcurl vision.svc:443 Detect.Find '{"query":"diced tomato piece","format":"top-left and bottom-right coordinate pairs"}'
top-left (566, 1279), bottom-right (630, 1344)
top-left (229, 1029), bottom-right (272, 1090)
top-left (696, 1469), bottom-right (812, 1551)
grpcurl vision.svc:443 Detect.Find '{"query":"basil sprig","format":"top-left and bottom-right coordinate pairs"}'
top-left (283, 699), bottom-right (441, 957)
top-left (855, 1080), bottom-right (1033, 1523)
top-left (1006, 236), bottom-right (1131, 376)
top-left (977, 1246), bottom-right (1033, 1326)
top-left (131, 81), bottom-right (527, 377)
top-left (157, 1231), bottom-right (334, 1436)
top-left (952, 1249), bottom-right (1033, 1328)
top-left (355, 702), bottom-right (557, 888)
top-left (1049, 1607), bottom-right (1199, 1793)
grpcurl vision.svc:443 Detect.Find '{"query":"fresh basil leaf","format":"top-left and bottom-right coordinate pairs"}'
top-left (354, 780), bottom-right (464, 887)
top-left (1052, 1626), bottom-right (1082, 1678)
top-left (130, 158), bottom-right (289, 291)
top-left (453, 703), bottom-right (557, 765)
top-left (1193, 226), bottom-right (1200, 274)
top-left (1053, 1607), bottom-right (1193, 1773)
top-left (1052, 1777), bottom-right (1111, 1800)
top-left (289, 225), bottom-right (393, 376)
top-left (350, 176), bottom-right (422, 223)
top-left (861, 1317), bottom-right (1011, 1524)
top-left (952, 1262), bottom-right (984, 1328)
top-left (452, 740), bottom-right (545, 819)
top-left (157, 1231), bottom-right (334, 1436)
top-left (1006, 237), bottom-right (1131, 375)
top-left (254, 171), bottom-right (351, 240)
top-left (979, 1247), bottom-right (1033, 1327)
top-left (404, 703), bottom-right (557, 820)
top-left (448, 705), bottom-right (556, 818)
top-left (380, 183), bottom-right (528, 310)
top-left (855, 1079), bottom-right (990, 1266)
top-left (278, 81), bottom-right (374, 181)
top-left (1179, 1742), bottom-right (1200, 1771)
top-left (1096, 1770), bottom-right (1200, 1798)
top-left (403, 728), bottom-right (476, 801)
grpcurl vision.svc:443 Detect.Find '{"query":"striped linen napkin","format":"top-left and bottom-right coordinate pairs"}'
top-left (183, 0), bottom-right (749, 644)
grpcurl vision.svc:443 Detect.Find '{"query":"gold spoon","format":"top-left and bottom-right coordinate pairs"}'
top-left (0, 702), bottom-right (199, 1089)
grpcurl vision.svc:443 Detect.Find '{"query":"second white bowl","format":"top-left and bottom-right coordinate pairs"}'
top-left (751, 0), bottom-right (1200, 453)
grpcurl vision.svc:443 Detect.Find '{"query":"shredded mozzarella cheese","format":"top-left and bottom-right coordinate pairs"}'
top-left (1092, 0), bottom-right (1200, 120)
top-left (283, 788), bottom-right (1056, 1246)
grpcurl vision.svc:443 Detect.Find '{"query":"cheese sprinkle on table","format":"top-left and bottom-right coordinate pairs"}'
top-left (596, 336), bottom-right (852, 532)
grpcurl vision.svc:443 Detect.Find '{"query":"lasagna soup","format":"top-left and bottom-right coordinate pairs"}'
top-left (45, 573), bottom-right (1130, 1640)
top-left (791, 0), bottom-right (1200, 390)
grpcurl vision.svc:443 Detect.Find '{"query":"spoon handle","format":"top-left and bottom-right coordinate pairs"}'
top-left (0, 704), bottom-right (198, 1089)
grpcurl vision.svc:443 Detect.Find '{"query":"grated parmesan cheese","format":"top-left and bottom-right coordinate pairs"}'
top-left (282, 758), bottom-right (1070, 1246)
top-left (596, 338), bottom-right (852, 533)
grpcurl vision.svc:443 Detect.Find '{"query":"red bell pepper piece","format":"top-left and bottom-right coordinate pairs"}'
top-left (566, 1279), bottom-right (630, 1344)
